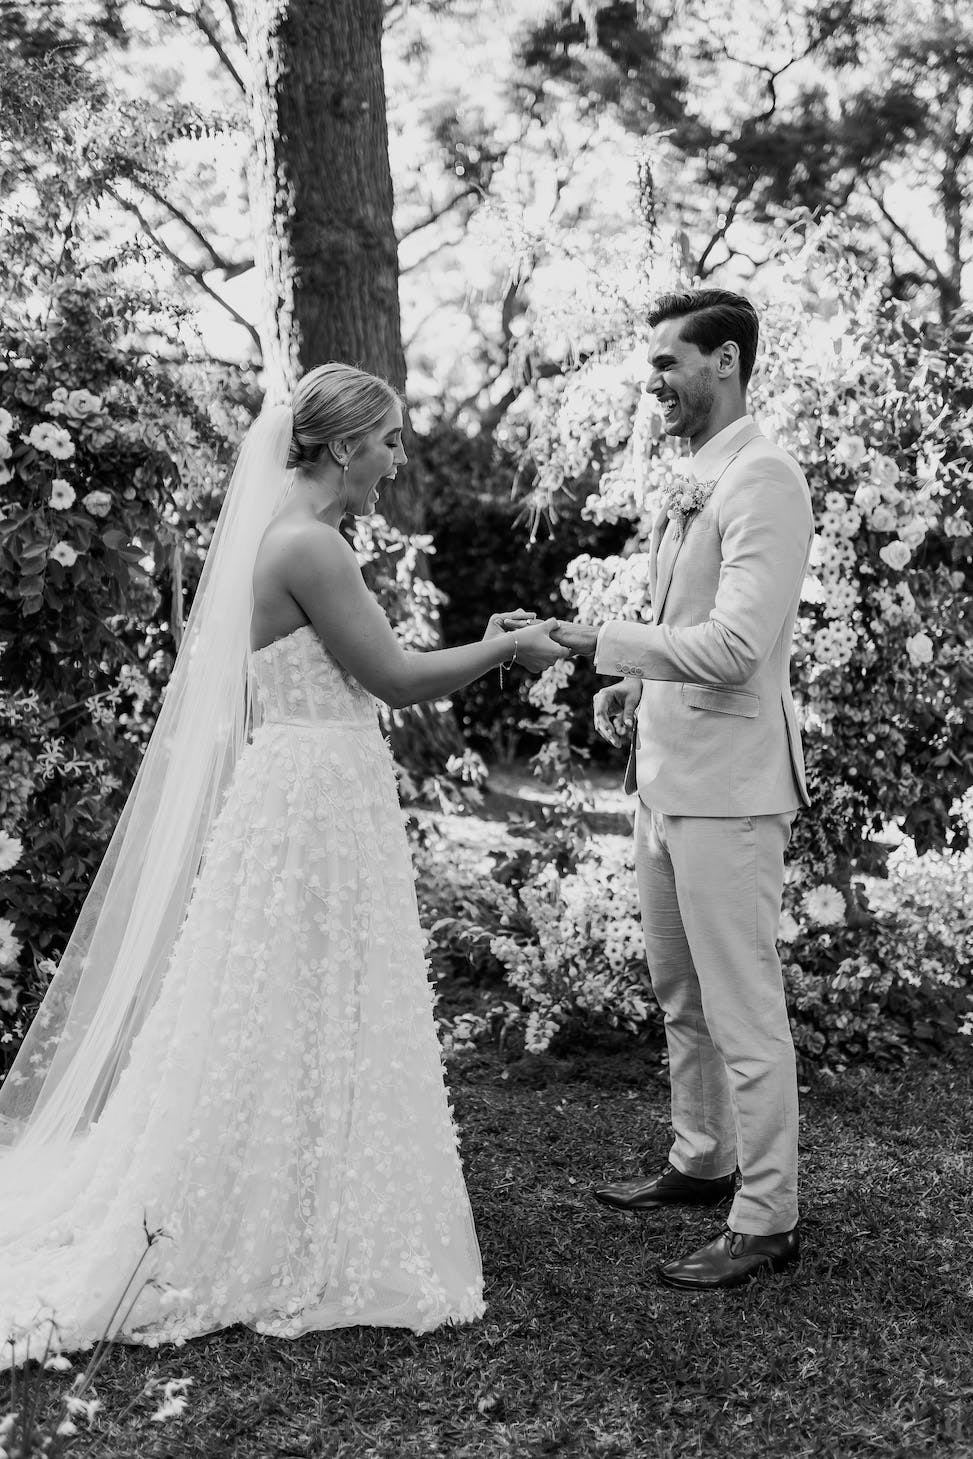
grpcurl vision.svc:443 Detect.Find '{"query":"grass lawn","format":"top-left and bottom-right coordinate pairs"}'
top-left (7, 1041), bottom-right (973, 1458)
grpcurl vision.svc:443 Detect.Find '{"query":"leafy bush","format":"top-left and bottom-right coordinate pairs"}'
top-left (415, 420), bottom-right (630, 761)
top-left (416, 803), bottom-right (973, 1072)
top-left (0, 54), bottom-right (242, 1070)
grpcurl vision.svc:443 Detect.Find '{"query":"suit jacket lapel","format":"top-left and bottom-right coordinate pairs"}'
top-left (648, 507), bottom-right (669, 613)
top-left (652, 427), bottom-right (764, 623)
top-left (653, 518), bottom-right (683, 622)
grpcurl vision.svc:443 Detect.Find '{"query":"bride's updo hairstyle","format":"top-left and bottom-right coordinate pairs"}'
top-left (287, 362), bottom-right (400, 470)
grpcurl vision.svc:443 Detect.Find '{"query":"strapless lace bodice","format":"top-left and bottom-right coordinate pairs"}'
top-left (250, 624), bottom-right (377, 727)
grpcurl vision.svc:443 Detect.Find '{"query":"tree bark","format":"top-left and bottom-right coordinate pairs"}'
top-left (245, 0), bottom-right (464, 772)
top-left (246, 0), bottom-right (406, 394)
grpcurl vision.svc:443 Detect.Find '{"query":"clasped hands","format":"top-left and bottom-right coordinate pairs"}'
top-left (483, 612), bottom-right (640, 746)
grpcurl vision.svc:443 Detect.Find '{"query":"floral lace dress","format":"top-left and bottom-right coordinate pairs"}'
top-left (0, 626), bottom-right (484, 1357)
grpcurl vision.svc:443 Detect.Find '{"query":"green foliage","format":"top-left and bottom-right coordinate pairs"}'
top-left (0, 52), bottom-right (241, 1070)
top-left (416, 420), bottom-right (630, 760)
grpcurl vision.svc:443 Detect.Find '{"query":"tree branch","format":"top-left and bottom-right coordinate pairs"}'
top-left (220, 0), bottom-right (245, 48)
top-left (136, 0), bottom-right (247, 94)
top-left (397, 185), bottom-right (481, 241)
top-left (136, 180), bottom-right (253, 277)
top-left (105, 185), bottom-right (262, 351)
top-left (865, 181), bottom-right (952, 295)
top-left (695, 175), bottom-right (755, 277)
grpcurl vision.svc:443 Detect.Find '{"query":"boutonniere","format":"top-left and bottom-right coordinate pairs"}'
top-left (658, 459), bottom-right (717, 536)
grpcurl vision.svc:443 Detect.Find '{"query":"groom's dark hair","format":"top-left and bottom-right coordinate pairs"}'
top-left (647, 289), bottom-right (759, 387)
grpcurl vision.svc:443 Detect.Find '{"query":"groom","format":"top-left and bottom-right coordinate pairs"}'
top-left (552, 289), bottom-right (813, 1290)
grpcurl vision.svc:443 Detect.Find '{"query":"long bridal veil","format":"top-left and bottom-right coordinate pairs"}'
top-left (0, 405), bottom-right (294, 1158)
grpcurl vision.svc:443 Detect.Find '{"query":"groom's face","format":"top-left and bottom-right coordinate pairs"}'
top-left (648, 317), bottom-right (717, 442)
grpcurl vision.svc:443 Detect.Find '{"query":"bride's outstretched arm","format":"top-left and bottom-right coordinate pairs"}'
top-left (285, 524), bottom-right (569, 708)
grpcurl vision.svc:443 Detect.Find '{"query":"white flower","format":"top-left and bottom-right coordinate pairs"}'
top-left (50, 479), bottom-right (76, 510)
top-left (879, 541), bottom-right (911, 571)
top-left (150, 1390), bottom-right (190, 1422)
top-left (777, 910), bottom-right (801, 944)
top-left (870, 454), bottom-right (901, 489)
top-left (802, 884), bottom-right (845, 926)
top-left (868, 505), bottom-right (896, 532)
top-left (0, 917), bottom-right (21, 969)
top-left (56, 1420), bottom-right (79, 1438)
top-left (0, 406), bottom-right (13, 435)
top-left (897, 517), bottom-right (929, 550)
top-left (853, 483), bottom-right (880, 512)
top-left (0, 465), bottom-right (12, 485)
top-left (0, 831), bottom-right (23, 871)
top-left (28, 422), bottom-right (74, 459)
top-left (50, 542), bottom-right (79, 568)
top-left (0, 437), bottom-right (11, 464)
top-left (905, 631), bottom-right (933, 667)
top-left (834, 432), bottom-right (867, 468)
top-left (44, 1353), bottom-right (73, 1371)
top-left (82, 489), bottom-right (111, 517)
top-left (63, 389), bottom-right (103, 420)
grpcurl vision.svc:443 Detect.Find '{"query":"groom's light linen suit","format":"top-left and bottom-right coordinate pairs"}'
top-left (595, 415), bottom-right (813, 1234)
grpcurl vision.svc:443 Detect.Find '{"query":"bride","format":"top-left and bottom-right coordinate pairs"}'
top-left (0, 363), bottom-right (567, 1359)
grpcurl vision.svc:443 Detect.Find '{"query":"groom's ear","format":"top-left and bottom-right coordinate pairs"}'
top-left (715, 341), bottom-right (741, 379)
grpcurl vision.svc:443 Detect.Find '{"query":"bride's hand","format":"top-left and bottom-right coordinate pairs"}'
top-left (482, 608), bottom-right (538, 641)
top-left (511, 617), bottom-right (573, 673)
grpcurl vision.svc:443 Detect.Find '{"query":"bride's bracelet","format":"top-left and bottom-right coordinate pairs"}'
top-left (498, 633), bottom-right (518, 689)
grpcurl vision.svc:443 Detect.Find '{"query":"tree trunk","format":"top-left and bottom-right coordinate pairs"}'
top-left (246, 0), bottom-right (405, 386)
top-left (245, 0), bottom-right (464, 772)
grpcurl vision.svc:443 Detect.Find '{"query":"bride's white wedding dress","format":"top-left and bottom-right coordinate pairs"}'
top-left (0, 625), bottom-right (484, 1357)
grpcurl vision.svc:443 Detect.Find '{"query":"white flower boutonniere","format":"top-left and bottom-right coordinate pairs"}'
top-left (659, 465), bottom-right (718, 536)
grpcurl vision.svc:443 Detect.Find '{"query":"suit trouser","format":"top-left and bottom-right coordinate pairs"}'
top-left (633, 803), bottom-right (799, 1235)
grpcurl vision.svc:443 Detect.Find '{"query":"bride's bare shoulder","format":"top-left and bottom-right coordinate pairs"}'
top-left (258, 513), bottom-right (353, 567)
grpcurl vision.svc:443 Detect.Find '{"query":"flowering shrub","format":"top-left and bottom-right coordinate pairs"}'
top-left (418, 810), bottom-right (972, 1069)
top-left (480, 217), bottom-right (973, 1035)
top-left (0, 55), bottom-right (239, 1070)
top-left (489, 836), bottom-right (656, 1053)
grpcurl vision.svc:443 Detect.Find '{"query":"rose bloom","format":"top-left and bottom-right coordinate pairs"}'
top-left (879, 541), bottom-right (911, 571)
top-left (870, 454), bottom-right (901, 489)
top-left (50, 478), bottom-right (76, 510)
top-left (50, 541), bottom-right (79, 567)
top-left (905, 631), bottom-right (933, 667)
top-left (0, 435), bottom-right (12, 463)
top-left (28, 422), bottom-right (74, 460)
top-left (777, 910), bottom-right (801, 944)
top-left (854, 483), bottom-right (880, 512)
top-left (0, 915), bottom-right (22, 970)
top-left (834, 432), bottom-right (867, 468)
top-left (897, 518), bottom-right (929, 550)
top-left (63, 388), bottom-right (103, 420)
top-left (82, 489), bottom-right (112, 517)
top-left (0, 406), bottom-right (13, 436)
top-left (868, 505), bottom-right (897, 532)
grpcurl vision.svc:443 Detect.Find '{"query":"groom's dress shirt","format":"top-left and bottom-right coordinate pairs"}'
top-left (595, 416), bottom-right (814, 817)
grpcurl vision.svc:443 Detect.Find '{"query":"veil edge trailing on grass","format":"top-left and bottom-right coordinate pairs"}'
top-left (0, 404), bottom-right (295, 1153)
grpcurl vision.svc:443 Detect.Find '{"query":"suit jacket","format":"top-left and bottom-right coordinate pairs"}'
top-left (594, 419), bottom-right (813, 817)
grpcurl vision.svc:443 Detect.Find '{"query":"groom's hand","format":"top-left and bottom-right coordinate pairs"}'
top-left (550, 620), bottom-right (599, 657)
top-left (593, 677), bottom-right (642, 748)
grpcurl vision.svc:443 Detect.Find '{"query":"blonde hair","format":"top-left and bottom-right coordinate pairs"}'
top-left (287, 363), bottom-right (400, 470)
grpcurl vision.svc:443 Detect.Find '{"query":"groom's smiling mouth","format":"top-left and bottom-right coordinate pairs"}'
top-left (659, 394), bottom-right (680, 422)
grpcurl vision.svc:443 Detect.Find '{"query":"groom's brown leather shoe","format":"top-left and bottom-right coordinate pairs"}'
top-left (593, 1163), bottom-right (736, 1212)
top-left (658, 1226), bottom-right (800, 1290)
